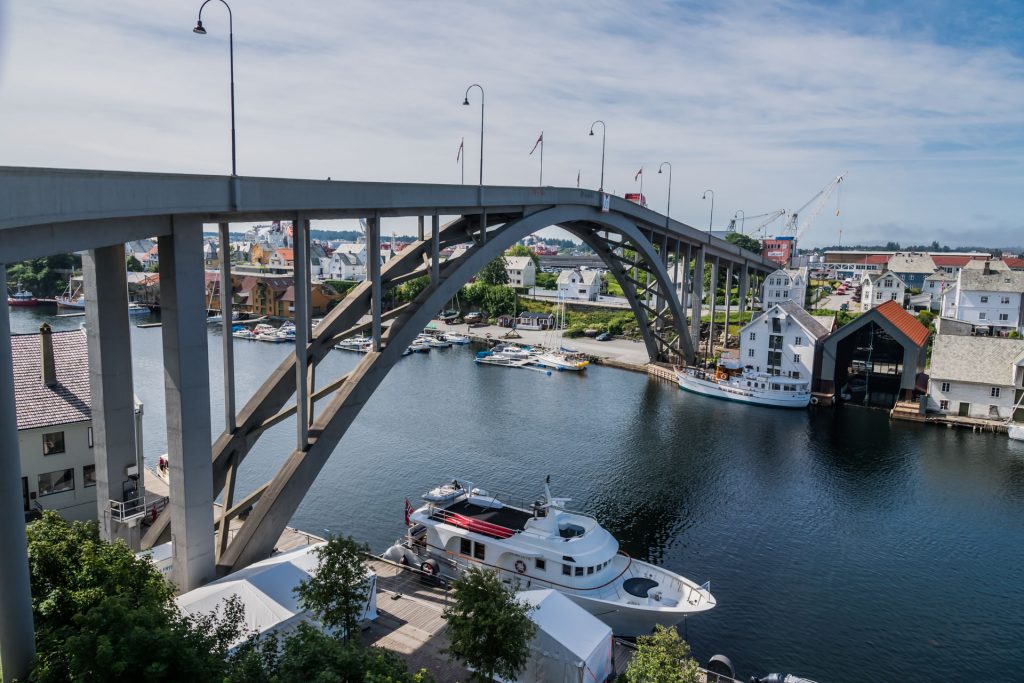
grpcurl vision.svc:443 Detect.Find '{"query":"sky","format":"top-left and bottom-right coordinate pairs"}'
top-left (0, 0), bottom-right (1022, 249)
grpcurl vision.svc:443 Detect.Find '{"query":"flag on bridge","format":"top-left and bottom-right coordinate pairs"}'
top-left (530, 132), bottom-right (543, 155)
top-left (577, 170), bottom-right (581, 188)
top-left (634, 167), bottom-right (643, 181)
top-left (456, 137), bottom-right (464, 161)
top-left (404, 497), bottom-right (414, 526)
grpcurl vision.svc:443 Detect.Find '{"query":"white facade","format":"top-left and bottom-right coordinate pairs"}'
top-left (861, 271), bottom-right (906, 312)
top-left (738, 302), bottom-right (827, 381)
top-left (760, 268), bottom-right (808, 310)
top-left (923, 272), bottom-right (955, 310)
top-left (557, 268), bottom-right (602, 301)
top-left (940, 267), bottom-right (1024, 334)
top-left (927, 335), bottom-right (1024, 420)
top-left (505, 256), bottom-right (537, 288)
top-left (328, 244), bottom-right (367, 281)
top-left (18, 421), bottom-right (97, 521)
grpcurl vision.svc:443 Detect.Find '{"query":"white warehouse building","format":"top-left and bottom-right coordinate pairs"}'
top-left (739, 301), bottom-right (829, 382)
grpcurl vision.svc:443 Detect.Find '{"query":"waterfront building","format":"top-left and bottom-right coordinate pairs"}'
top-left (760, 267), bottom-right (808, 310)
top-left (516, 311), bottom-right (555, 330)
top-left (557, 268), bottom-right (602, 301)
top-left (887, 252), bottom-right (937, 290)
top-left (927, 335), bottom-right (1024, 421)
top-left (940, 262), bottom-right (1024, 335)
top-left (505, 256), bottom-right (537, 288)
top-left (739, 301), bottom-right (829, 381)
top-left (236, 275), bottom-right (343, 318)
top-left (860, 270), bottom-right (906, 312)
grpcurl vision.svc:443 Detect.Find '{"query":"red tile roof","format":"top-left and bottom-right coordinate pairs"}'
top-left (12, 329), bottom-right (91, 431)
top-left (930, 255), bottom-right (972, 267)
top-left (1004, 257), bottom-right (1024, 270)
top-left (864, 254), bottom-right (890, 265)
top-left (873, 300), bottom-right (930, 348)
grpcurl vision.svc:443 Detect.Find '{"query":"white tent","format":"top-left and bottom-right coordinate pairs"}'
top-left (174, 543), bottom-right (377, 647)
top-left (507, 589), bottom-right (613, 683)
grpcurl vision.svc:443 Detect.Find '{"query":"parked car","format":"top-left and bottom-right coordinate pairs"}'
top-left (839, 302), bottom-right (849, 311)
top-left (463, 311), bottom-right (482, 324)
top-left (595, 332), bottom-right (612, 341)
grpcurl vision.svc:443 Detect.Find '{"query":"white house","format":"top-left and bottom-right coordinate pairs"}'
top-left (13, 326), bottom-right (141, 523)
top-left (760, 267), bottom-right (808, 310)
top-left (328, 243), bottom-right (367, 281)
top-left (505, 256), bottom-right (536, 288)
top-left (940, 262), bottom-right (1024, 335)
top-left (309, 242), bottom-right (329, 281)
top-left (923, 270), bottom-right (956, 311)
top-left (861, 270), bottom-right (906, 312)
top-left (739, 301), bottom-right (829, 381)
top-left (557, 268), bottom-right (602, 301)
top-left (927, 335), bottom-right (1024, 421)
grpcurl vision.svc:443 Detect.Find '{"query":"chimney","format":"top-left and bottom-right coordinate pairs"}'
top-left (983, 261), bottom-right (991, 275)
top-left (40, 323), bottom-right (57, 387)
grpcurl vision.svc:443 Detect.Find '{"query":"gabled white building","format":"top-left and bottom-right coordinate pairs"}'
top-left (760, 267), bottom-right (808, 310)
top-left (557, 268), bottom-right (602, 301)
top-left (861, 270), bottom-right (906, 312)
top-left (505, 256), bottom-right (537, 288)
top-left (940, 262), bottom-right (1024, 335)
top-left (923, 270), bottom-right (956, 311)
top-left (927, 335), bottom-right (1024, 421)
top-left (328, 243), bottom-right (367, 281)
top-left (739, 301), bottom-right (829, 381)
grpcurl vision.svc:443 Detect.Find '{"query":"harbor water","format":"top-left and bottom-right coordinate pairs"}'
top-left (12, 307), bottom-right (1024, 682)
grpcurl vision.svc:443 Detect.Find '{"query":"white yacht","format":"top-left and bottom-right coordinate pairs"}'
top-left (675, 357), bottom-right (810, 408)
top-left (535, 348), bottom-right (589, 372)
top-left (384, 478), bottom-right (715, 637)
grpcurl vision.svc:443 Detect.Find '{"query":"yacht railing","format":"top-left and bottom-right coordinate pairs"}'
top-left (454, 488), bottom-right (605, 526)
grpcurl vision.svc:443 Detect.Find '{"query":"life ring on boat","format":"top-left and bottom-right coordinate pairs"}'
top-left (514, 560), bottom-right (527, 574)
top-left (810, 396), bottom-right (820, 405)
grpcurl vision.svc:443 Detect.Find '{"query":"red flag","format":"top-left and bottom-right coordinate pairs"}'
top-left (456, 138), bottom-right (464, 162)
top-left (634, 167), bottom-right (643, 181)
top-left (530, 131), bottom-right (543, 155)
top-left (404, 497), bottom-right (414, 526)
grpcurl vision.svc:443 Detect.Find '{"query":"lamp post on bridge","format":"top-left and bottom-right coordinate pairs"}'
top-left (462, 84), bottom-right (484, 185)
top-left (702, 189), bottom-right (714, 238)
top-left (589, 120), bottom-right (606, 192)
top-left (733, 209), bottom-right (745, 233)
top-left (658, 162), bottom-right (672, 226)
top-left (192, 0), bottom-right (237, 177)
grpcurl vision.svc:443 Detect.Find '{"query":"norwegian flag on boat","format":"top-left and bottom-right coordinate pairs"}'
top-left (404, 497), bottom-right (414, 526)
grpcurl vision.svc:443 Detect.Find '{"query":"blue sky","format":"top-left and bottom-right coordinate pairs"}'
top-left (0, 0), bottom-right (1021, 248)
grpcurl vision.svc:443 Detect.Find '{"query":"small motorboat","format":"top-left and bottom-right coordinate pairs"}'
top-left (127, 302), bottom-right (149, 315)
top-left (445, 333), bottom-right (471, 345)
top-left (7, 283), bottom-right (38, 307)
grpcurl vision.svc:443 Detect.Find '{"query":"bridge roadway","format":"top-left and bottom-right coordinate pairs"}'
top-left (0, 166), bottom-right (776, 678)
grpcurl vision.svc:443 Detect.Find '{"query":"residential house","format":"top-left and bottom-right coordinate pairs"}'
top-left (309, 242), bottom-right (329, 281)
top-left (861, 270), bottom-right (906, 312)
top-left (557, 268), bottom-right (602, 301)
top-left (237, 275), bottom-right (341, 318)
top-left (328, 246), bottom-right (366, 281)
top-left (940, 261), bottom-right (1024, 335)
top-left (516, 312), bottom-right (555, 330)
top-left (125, 239), bottom-right (156, 264)
top-left (739, 301), bottom-right (829, 382)
top-left (202, 238), bottom-right (219, 266)
top-left (269, 247), bottom-right (295, 271)
top-left (927, 335), bottom-right (1024, 421)
top-left (250, 242), bottom-right (275, 266)
top-left (923, 270), bottom-right (956, 311)
top-left (760, 267), bottom-right (808, 310)
top-left (886, 252), bottom-right (937, 290)
top-left (505, 256), bottom-right (537, 288)
top-left (278, 282), bottom-right (343, 317)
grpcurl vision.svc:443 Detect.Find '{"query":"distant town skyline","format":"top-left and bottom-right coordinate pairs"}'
top-left (1, 0), bottom-right (1021, 248)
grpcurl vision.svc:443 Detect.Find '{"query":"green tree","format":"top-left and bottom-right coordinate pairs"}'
top-left (482, 285), bottom-right (518, 318)
top-left (535, 272), bottom-right (558, 290)
top-left (623, 624), bottom-right (701, 683)
top-left (443, 567), bottom-right (536, 683)
top-left (477, 255), bottom-right (509, 286)
top-left (126, 254), bottom-right (145, 272)
top-left (295, 535), bottom-right (372, 641)
top-left (396, 275), bottom-right (430, 303)
top-left (506, 244), bottom-right (541, 271)
top-left (725, 231), bottom-right (762, 254)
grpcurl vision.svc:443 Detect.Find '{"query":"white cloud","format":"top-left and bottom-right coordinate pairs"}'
top-left (0, 0), bottom-right (1021, 247)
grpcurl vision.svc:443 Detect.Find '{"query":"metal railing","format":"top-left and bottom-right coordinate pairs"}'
top-left (110, 496), bottom-right (147, 522)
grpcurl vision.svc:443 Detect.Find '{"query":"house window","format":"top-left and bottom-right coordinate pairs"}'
top-left (768, 351), bottom-right (782, 367)
top-left (980, 296), bottom-right (988, 303)
top-left (473, 542), bottom-right (486, 561)
top-left (535, 558), bottom-right (546, 571)
top-left (991, 387), bottom-right (1000, 398)
top-left (38, 469), bottom-right (75, 496)
top-left (979, 312), bottom-right (986, 320)
top-left (999, 314), bottom-right (1009, 321)
top-left (940, 382), bottom-right (950, 392)
top-left (43, 432), bottom-right (65, 455)
top-left (940, 400), bottom-right (949, 410)
top-left (460, 538), bottom-right (471, 556)
top-left (793, 354), bottom-right (801, 363)
top-left (890, 293), bottom-right (898, 301)
top-left (884, 279), bottom-right (893, 287)
top-left (772, 318), bottom-right (782, 333)
top-left (749, 332), bottom-right (756, 341)
top-left (748, 348), bottom-right (755, 358)
top-left (794, 336), bottom-right (803, 346)
top-left (876, 292), bottom-right (882, 301)
top-left (1001, 296), bottom-right (1010, 304)
top-left (83, 465), bottom-right (96, 487)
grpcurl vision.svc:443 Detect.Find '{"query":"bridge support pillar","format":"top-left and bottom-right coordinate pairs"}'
top-left (160, 217), bottom-right (215, 592)
top-left (368, 213), bottom-right (382, 351)
top-left (690, 247), bottom-right (704, 359)
top-left (0, 266), bottom-right (36, 682)
top-left (739, 266), bottom-right (749, 314)
top-left (707, 257), bottom-right (719, 359)
top-left (430, 214), bottom-right (440, 284)
top-left (83, 243), bottom-right (143, 547)
top-left (294, 214), bottom-right (310, 450)
top-left (724, 264), bottom-right (733, 347)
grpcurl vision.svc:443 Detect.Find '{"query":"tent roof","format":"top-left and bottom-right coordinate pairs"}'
top-left (516, 589), bottom-right (611, 661)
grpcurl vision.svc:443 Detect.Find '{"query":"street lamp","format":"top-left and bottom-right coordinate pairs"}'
top-left (658, 162), bottom-right (672, 226)
top-left (733, 209), bottom-right (745, 233)
top-left (463, 84), bottom-right (484, 185)
top-left (193, 0), bottom-right (237, 177)
top-left (702, 189), bottom-right (715, 237)
top-left (589, 120), bottom-right (606, 192)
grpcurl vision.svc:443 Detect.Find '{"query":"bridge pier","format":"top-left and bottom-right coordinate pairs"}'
top-left (159, 217), bottom-right (216, 592)
top-left (0, 266), bottom-right (36, 681)
top-left (83, 244), bottom-right (143, 546)
top-left (690, 247), bottom-right (705, 356)
top-left (739, 266), bottom-right (750, 314)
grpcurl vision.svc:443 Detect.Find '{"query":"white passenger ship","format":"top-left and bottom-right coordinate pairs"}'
top-left (675, 358), bottom-right (811, 409)
top-left (384, 478), bottom-right (715, 637)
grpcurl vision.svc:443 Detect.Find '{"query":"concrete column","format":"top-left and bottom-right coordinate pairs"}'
top-left (368, 213), bottom-right (382, 351)
top-left (83, 244), bottom-right (141, 544)
top-left (293, 214), bottom-right (310, 450)
top-left (218, 222), bottom-right (235, 433)
top-left (707, 257), bottom-right (719, 360)
top-left (690, 247), bottom-right (704, 357)
top-left (417, 215), bottom-right (425, 242)
top-left (0, 266), bottom-right (36, 681)
top-left (724, 264), bottom-right (733, 347)
top-left (739, 266), bottom-right (750, 314)
top-left (159, 217), bottom-right (215, 592)
top-left (430, 214), bottom-right (440, 284)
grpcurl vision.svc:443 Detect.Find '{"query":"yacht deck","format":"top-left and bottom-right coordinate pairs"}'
top-left (430, 499), bottom-right (534, 538)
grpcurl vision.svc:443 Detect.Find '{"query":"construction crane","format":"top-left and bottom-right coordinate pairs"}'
top-left (727, 208), bottom-right (787, 237)
top-left (784, 172), bottom-right (847, 247)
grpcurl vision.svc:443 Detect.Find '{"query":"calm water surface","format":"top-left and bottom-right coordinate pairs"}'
top-left (13, 306), bottom-right (1024, 682)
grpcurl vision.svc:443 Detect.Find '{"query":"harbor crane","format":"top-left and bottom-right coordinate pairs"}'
top-left (784, 172), bottom-right (847, 248)
top-left (728, 208), bottom-right (787, 238)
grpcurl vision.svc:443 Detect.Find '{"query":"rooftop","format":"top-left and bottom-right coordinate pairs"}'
top-left (872, 300), bottom-right (930, 348)
top-left (929, 335), bottom-right (1024, 386)
top-left (888, 252), bottom-right (937, 273)
top-left (12, 328), bottom-right (91, 431)
top-left (959, 269), bottom-right (1024, 293)
top-left (745, 300), bottom-right (829, 339)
